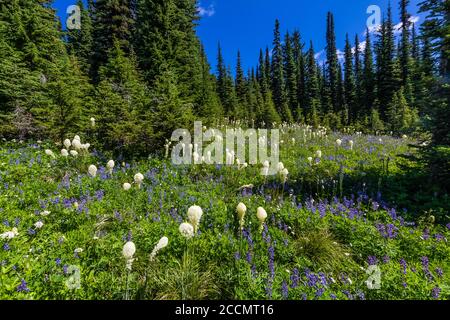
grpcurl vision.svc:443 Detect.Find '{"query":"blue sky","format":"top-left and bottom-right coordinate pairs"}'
top-left (53, 0), bottom-right (424, 74)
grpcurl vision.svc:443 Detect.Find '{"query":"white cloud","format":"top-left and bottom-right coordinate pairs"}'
top-left (198, 4), bottom-right (215, 17)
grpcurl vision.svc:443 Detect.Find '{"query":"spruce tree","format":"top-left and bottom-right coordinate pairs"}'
top-left (305, 41), bottom-right (321, 125)
top-left (271, 20), bottom-right (293, 122)
top-left (66, 0), bottom-right (93, 73)
top-left (325, 12), bottom-right (339, 111)
top-left (235, 50), bottom-right (248, 118)
top-left (363, 28), bottom-right (376, 114)
top-left (91, 0), bottom-right (133, 82)
top-left (344, 34), bottom-right (356, 122)
top-left (283, 32), bottom-right (300, 120)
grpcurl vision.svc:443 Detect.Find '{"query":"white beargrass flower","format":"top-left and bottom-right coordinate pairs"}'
top-left (72, 139), bottom-right (82, 150)
top-left (256, 207), bottom-right (267, 223)
top-left (90, 117), bottom-right (95, 127)
top-left (150, 236), bottom-right (169, 261)
top-left (61, 149), bottom-right (69, 157)
top-left (134, 173), bottom-right (144, 188)
top-left (316, 150), bottom-right (322, 158)
top-left (349, 140), bottom-right (354, 150)
top-left (70, 150), bottom-right (78, 157)
top-left (402, 134), bottom-right (407, 139)
top-left (187, 205), bottom-right (203, 233)
top-left (63, 139), bottom-right (71, 149)
top-left (236, 202), bottom-right (247, 230)
top-left (280, 168), bottom-right (289, 182)
top-left (0, 227), bottom-right (19, 240)
top-left (307, 156), bottom-right (313, 165)
top-left (179, 222), bottom-right (194, 239)
top-left (74, 248), bottom-right (83, 253)
top-left (122, 241), bottom-right (136, 260)
top-left (34, 221), bottom-right (44, 229)
top-left (88, 165), bottom-right (97, 177)
top-left (40, 210), bottom-right (50, 216)
top-left (277, 162), bottom-right (284, 172)
top-left (123, 182), bottom-right (131, 191)
top-left (74, 135), bottom-right (81, 141)
top-left (336, 139), bottom-right (342, 147)
top-left (107, 160), bottom-right (115, 174)
top-left (45, 149), bottom-right (55, 158)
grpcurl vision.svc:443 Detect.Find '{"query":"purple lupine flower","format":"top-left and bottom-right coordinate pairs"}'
top-left (367, 256), bottom-right (378, 266)
top-left (245, 251), bottom-right (252, 264)
top-left (290, 268), bottom-right (300, 289)
top-left (315, 288), bottom-right (324, 298)
top-left (446, 223), bottom-right (450, 230)
top-left (372, 201), bottom-right (379, 211)
top-left (357, 291), bottom-right (365, 300)
top-left (63, 265), bottom-right (69, 274)
top-left (281, 281), bottom-right (289, 299)
top-left (17, 279), bottom-right (30, 292)
top-left (330, 293), bottom-right (337, 300)
top-left (435, 267), bottom-right (443, 278)
top-left (402, 282), bottom-right (407, 288)
top-left (14, 217), bottom-right (20, 226)
top-left (55, 258), bottom-right (61, 265)
top-left (383, 255), bottom-right (390, 264)
top-left (3, 219), bottom-right (9, 227)
top-left (421, 256), bottom-right (433, 281)
top-left (234, 252), bottom-right (240, 260)
top-left (3, 243), bottom-right (10, 251)
top-left (268, 245), bottom-right (275, 278)
top-left (435, 234), bottom-right (444, 242)
top-left (342, 290), bottom-right (353, 300)
top-left (399, 259), bottom-right (407, 274)
top-left (432, 287), bottom-right (441, 299)
top-left (422, 229), bottom-right (430, 240)
top-left (305, 269), bottom-right (318, 287)
top-left (114, 211), bottom-right (122, 222)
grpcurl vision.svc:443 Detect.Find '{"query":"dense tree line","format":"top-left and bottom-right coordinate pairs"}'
top-left (0, 0), bottom-right (448, 158)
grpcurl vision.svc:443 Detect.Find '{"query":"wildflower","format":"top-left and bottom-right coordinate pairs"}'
top-left (349, 140), bottom-right (354, 150)
top-left (122, 242), bottom-right (135, 260)
top-left (277, 162), bottom-right (284, 172)
top-left (0, 227), bottom-right (19, 240)
top-left (88, 165), bottom-right (97, 177)
top-left (40, 211), bottom-right (50, 216)
top-left (187, 205), bottom-right (203, 233)
top-left (336, 139), bottom-right (342, 147)
top-left (63, 139), bottom-right (71, 149)
top-left (17, 279), bottom-right (30, 292)
top-left (236, 202), bottom-right (247, 230)
top-left (280, 168), bottom-right (289, 183)
top-left (70, 150), bottom-right (78, 157)
top-left (179, 222), bottom-right (194, 239)
top-left (402, 134), bottom-right (407, 139)
top-left (257, 207), bottom-right (267, 232)
top-left (307, 157), bottom-right (313, 165)
top-left (74, 248), bottom-right (83, 253)
top-left (150, 236), bottom-right (169, 261)
top-left (72, 139), bottom-right (82, 150)
top-left (123, 183), bottom-right (131, 191)
top-left (90, 117), bottom-right (95, 127)
top-left (34, 221), bottom-right (44, 229)
top-left (61, 149), bottom-right (69, 157)
top-left (45, 149), bottom-right (55, 158)
top-left (134, 173), bottom-right (144, 188)
top-left (315, 150), bottom-right (322, 158)
top-left (432, 287), bottom-right (441, 299)
top-left (106, 160), bottom-right (115, 174)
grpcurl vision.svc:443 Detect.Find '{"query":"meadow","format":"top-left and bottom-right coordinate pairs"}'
top-left (0, 124), bottom-right (449, 300)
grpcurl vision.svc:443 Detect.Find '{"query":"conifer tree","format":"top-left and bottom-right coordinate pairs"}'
top-left (271, 20), bottom-right (293, 122)
top-left (363, 28), bottom-right (376, 114)
top-left (283, 32), bottom-right (300, 120)
top-left (66, 0), bottom-right (93, 73)
top-left (344, 34), bottom-right (356, 122)
top-left (325, 12), bottom-right (339, 111)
